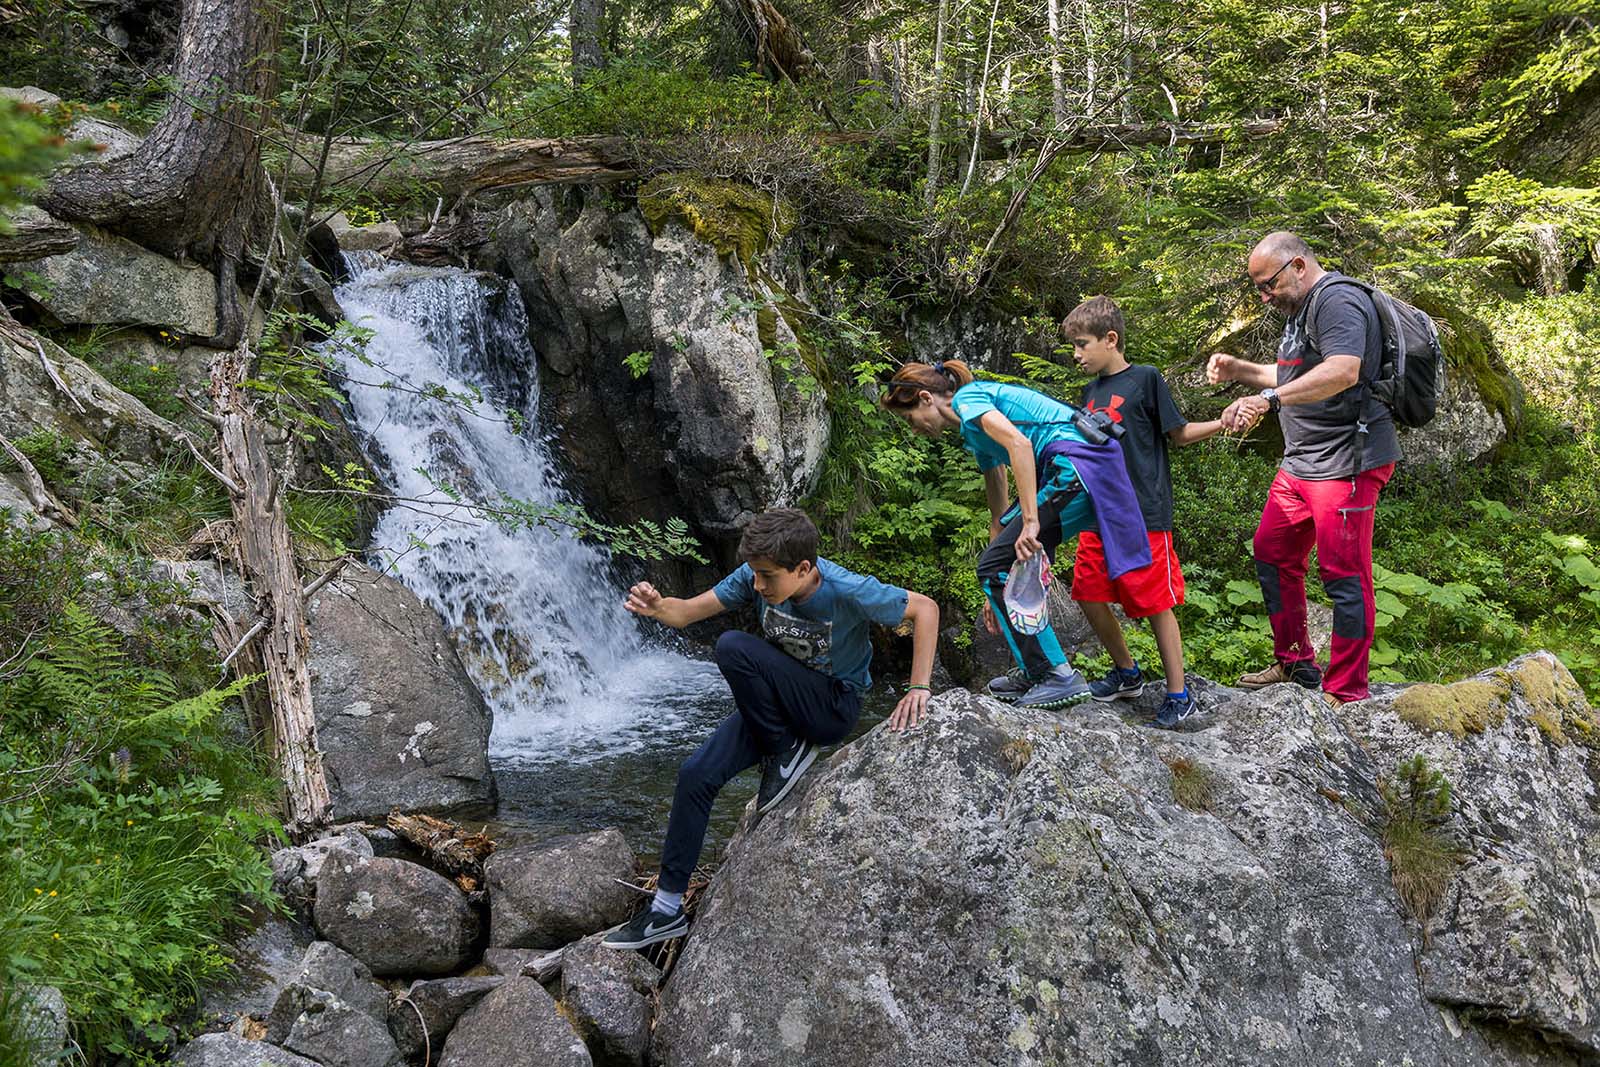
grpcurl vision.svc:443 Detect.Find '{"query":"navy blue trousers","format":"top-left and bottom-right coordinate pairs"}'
top-left (658, 630), bottom-right (860, 893)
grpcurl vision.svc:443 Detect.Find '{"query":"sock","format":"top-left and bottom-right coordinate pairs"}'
top-left (1168, 687), bottom-right (1189, 702)
top-left (651, 889), bottom-right (683, 915)
top-left (1120, 662), bottom-right (1141, 678)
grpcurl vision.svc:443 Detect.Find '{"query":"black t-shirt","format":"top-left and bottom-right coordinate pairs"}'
top-left (1276, 274), bottom-right (1401, 478)
top-left (1080, 363), bottom-right (1187, 531)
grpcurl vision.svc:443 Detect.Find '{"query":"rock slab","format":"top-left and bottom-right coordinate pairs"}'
top-left (485, 829), bottom-right (637, 949)
top-left (561, 933), bottom-right (660, 1067)
top-left (438, 977), bottom-right (593, 1067)
top-left (313, 847), bottom-right (479, 977)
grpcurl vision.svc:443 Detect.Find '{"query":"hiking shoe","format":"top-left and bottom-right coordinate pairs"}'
top-left (1151, 692), bottom-right (1198, 729)
top-left (603, 906), bottom-right (687, 950)
top-left (1090, 665), bottom-right (1145, 703)
top-left (987, 667), bottom-right (1032, 703)
top-left (756, 736), bottom-right (818, 815)
top-left (1017, 667), bottom-right (1093, 710)
top-left (1237, 660), bottom-right (1322, 690)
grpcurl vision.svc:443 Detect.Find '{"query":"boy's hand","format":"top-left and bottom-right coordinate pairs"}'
top-left (1207, 352), bottom-right (1240, 385)
top-left (624, 581), bottom-right (664, 617)
top-left (1221, 398), bottom-right (1263, 433)
top-left (981, 600), bottom-right (999, 635)
top-left (888, 687), bottom-right (929, 732)
top-left (1014, 518), bottom-right (1042, 562)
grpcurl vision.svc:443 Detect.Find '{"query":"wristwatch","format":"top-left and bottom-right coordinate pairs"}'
top-left (1259, 388), bottom-right (1281, 413)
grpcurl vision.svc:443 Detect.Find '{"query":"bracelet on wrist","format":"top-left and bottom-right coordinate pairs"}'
top-left (906, 683), bottom-right (931, 691)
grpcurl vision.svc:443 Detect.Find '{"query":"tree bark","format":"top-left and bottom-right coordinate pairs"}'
top-left (570, 0), bottom-right (606, 85)
top-left (716, 0), bottom-right (815, 80)
top-left (41, 0), bottom-right (278, 270)
top-left (1047, 0), bottom-right (1066, 129)
top-left (0, 206), bottom-right (78, 262)
top-left (210, 341), bottom-right (331, 838)
top-left (924, 0), bottom-right (950, 210)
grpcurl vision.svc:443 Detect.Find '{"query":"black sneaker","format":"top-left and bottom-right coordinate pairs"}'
top-left (756, 737), bottom-right (818, 815)
top-left (1150, 692), bottom-right (1198, 729)
top-left (602, 906), bottom-right (687, 950)
top-left (1089, 665), bottom-right (1145, 703)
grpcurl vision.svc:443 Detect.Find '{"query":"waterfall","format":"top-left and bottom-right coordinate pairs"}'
top-left (328, 255), bottom-right (722, 766)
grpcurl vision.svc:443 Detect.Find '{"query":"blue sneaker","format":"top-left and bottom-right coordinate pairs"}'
top-left (1151, 692), bottom-right (1198, 729)
top-left (1017, 666), bottom-right (1092, 710)
top-left (1090, 665), bottom-right (1145, 703)
top-left (986, 667), bottom-right (1033, 703)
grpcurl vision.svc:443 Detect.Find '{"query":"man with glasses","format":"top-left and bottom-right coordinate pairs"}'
top-left (1205, 231), bottom-right (1399, 707)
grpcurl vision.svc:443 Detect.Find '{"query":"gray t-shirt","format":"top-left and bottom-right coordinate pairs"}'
top-left (1276, 274), bottom-right (1401, 479)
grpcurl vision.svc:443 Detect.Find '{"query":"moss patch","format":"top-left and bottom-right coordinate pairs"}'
top-left (1412, 293), bottom-right (1524, 432)
top-left (1393, 677), bottom-right (1512, 737)
top-left (1507, 655), bottom-right (1600, 748)
top-left (637, 173), bottom-right (794, 269)
top-left (1164, 755), bottom-right (1215, 813)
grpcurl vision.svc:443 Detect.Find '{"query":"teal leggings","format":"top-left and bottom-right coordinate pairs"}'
top-left (976, 486), bottom-right (1096, 678)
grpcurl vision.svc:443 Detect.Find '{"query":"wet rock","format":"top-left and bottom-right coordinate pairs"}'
top-left (201, 910), bottom-right (317, 1023)
top-left (438, 977), bottom-right (592, 1067)
top-left (10, 224), bottom-right (219, 335)
top-left (387, 976), bottom-right (505, 1062)
top-left (313, 847), bottom-right (479, 977)
top-left (654, 668), bottom-right (1600, 1066)
top-left (560, 934), bottom-right (659, 1067)
top-left (306, 561), bottom-right (496, 820)
top-left (322, 212), bottom-right (403, 255)
top-left (482, 186), bottom-right (827, 569)
top-left (171, 1033), bottom-right (322, 1067)
top-left (485, 829), bottom-right (637, 949)
top-left (265, 941), bottom-right (388, 1042)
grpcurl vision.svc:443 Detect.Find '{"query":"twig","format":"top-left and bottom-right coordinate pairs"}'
top-left (35, 338), bottom-right (86, 415)
top-left (0, 430), bottom-right (78, 528)
top-left (397, 995), bottom-right (430, 1067)
top-left (219, 557), bottom-right (349, 674)
top-left (185, 434), bottom-right (243, 496)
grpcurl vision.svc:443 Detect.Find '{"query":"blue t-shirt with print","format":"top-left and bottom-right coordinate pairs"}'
top-left (950, 381), bottom-right (1086, 503)
top-left (712, 557), bottom-right (908, 692)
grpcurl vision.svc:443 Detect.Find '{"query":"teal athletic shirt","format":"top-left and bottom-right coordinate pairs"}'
top-left (713, 557), bottom-right (909, 692)
top-left (950, 381), bottom-right (1086, 507)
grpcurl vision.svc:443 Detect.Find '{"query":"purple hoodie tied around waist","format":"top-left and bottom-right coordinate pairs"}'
top-left (1040, 438), bottom-right (1152, 579)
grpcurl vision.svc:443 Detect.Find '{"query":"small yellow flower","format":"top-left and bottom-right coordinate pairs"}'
top-left (94, 858), bottom-right (101, 865)
top-left (48, 890), bottom-right (57, 897)
top-left (125, 819), bottom-right (133, 826)
top-left (149, 364), bottom-right (161, 372)
top-left (33, 888), bottom-right (41, 895)
top-left (53, 933), bottom-right (60, 940)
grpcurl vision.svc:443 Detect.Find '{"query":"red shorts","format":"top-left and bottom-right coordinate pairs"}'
top-left (1072, 530), bottom-right (1185, 618)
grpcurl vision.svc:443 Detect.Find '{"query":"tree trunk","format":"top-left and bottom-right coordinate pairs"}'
top-left (210, 341), bottom-right (331, 838)
top-left (41, 0), bottom-right (278, 271)
top-left (716, 0), bottom-right (815, 81)
top-left (1120, 0), bottom-right (1135, 123)
top-left (570, 0), bottom-right (605, 85)
top-left (1047, 0), bottom-right (1066, 129)
top-left (925, 0), bottom-right (950, 210)
top-left (1080, 0), bottom-right (1098, 111)
top-left (958, 0), bottom-right (1004, 199)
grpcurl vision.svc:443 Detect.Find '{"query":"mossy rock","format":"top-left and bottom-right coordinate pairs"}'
top-left (1393, 677), bottom-right (1512, 737)
top-left (637, 173), bottom-right (795, 268)
top-left (1504, 654), bottom-right (1599, 748)
top-left (1409, 293), bottom-right (1524, 433)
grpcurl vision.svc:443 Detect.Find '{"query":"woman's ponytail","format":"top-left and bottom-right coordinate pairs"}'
top-left (880, 359), bottom-right (975, 408)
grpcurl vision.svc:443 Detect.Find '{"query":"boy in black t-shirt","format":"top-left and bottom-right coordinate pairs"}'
top-left (1063, 296), bottom-right (1223, 728)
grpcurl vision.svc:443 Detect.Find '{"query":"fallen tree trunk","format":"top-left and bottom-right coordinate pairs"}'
top-left (281, 119), bottom-right (1284, 202)
top-left (209, 341), bottom-right (331, 838)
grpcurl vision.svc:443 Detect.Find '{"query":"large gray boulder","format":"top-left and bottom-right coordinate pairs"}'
top-left (485, 829), bottom-right (638, 949)
top-left (200, 911), bottom-right (317, 1024)
top-left (654, 656), bottom-right (1600, 1067)
top-left (482, 184), bottom-right (826, 564)
top-left (10, 985), bottom-right (67, 1067)
top-left (279, 989), bottom-right (403, 1067)
top-left (560, 934), bottom-right (660, 1067)
top-left (10, 223), bottom-right (219, 335)
top-left (313, 847), bottom-right (480, 977)
top-left (306, 561), bottom-right (496, 820)
top-left (265, 941), bottom-right (389, 1042)
top-left (438, 977), bottom-right (592, 1067)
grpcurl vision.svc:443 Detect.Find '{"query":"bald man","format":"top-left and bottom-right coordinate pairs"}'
top-left (1206, 232), bottom-right (1399, 706)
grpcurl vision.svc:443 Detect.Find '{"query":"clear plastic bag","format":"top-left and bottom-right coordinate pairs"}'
top-left (1003, 552), bottom-right (1053, 635)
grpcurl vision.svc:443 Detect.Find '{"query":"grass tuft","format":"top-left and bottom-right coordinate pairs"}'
top-left (1379, 755), bottom-right (1462, 934)
top-left (1164, 755), bottom-right (1215, 813)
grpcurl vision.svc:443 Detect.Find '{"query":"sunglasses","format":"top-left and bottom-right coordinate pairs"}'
top-left (1254, 258), bottom-right (1298, 294)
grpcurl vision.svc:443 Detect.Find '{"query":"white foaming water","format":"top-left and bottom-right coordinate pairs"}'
top-left (329, 255), bottom-right (723, 765)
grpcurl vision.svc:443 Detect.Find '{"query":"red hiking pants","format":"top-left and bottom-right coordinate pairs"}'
top-left (1252, 463), bottom-right (1394, 702)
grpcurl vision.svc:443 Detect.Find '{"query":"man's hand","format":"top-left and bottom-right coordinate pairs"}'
top-left (888, 687), bottom-right (929, 732)
top-left (624, 581), bottom-right (664, 618)
top-left (1207, 352), bottom-right (1242, 385)
top-left (1014, 518), bottom-right (1042, 562)
top-left (981, 599), bottom-right (999, 635)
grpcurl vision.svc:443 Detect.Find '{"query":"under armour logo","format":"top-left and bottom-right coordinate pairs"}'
top-left (1085, 395), bottom-right (1125, 423)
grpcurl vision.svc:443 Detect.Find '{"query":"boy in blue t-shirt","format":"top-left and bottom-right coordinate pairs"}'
top-left (603, 508), bottom-right (939, 951)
